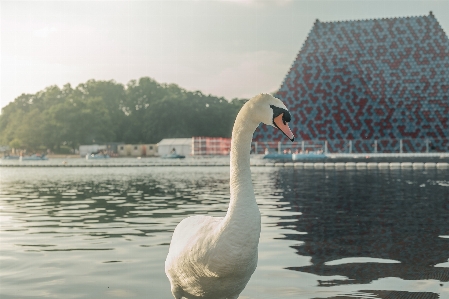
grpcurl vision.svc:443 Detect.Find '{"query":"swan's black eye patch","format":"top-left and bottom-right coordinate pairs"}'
top-left (270, 105), bottom-right (291, 123)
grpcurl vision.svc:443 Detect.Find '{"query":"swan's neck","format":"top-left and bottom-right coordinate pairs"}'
top-left (225, 109), bottom-right (260, 223)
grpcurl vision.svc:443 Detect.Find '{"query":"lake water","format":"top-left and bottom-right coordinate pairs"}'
top-left (1, 163), bottom-right (448, 298)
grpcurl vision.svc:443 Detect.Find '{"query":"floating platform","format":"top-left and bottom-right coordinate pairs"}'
top-left (251, 162), bottom-right (449, 169)
top-left (262, 153), bottom-right (292, 160)
top-left (326, 153), bottom-right (449, 158)
top-left (1, 162), bottom-right (448, 169)
top-left (292, 153), bottom-right (326, 160)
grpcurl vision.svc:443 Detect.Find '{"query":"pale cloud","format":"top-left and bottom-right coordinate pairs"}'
top-left (33, 26), bottom-right (57, 38)
top-left (184, 50), bottom-right (290, 99)
top-left (217, 0), bottom-right (271, 5)
top-left (127, 49), bottom-right (290, 100)
top-left (2, 0), bottom-right (448, 109)
top-left (2, 54), bottom-right (79, 106)
top-left (221, 0), bottom-right (292, 5)
top-left (188, 0), bottom-right (292, 5)
top-left (210, 51), bottom-right (287, 97)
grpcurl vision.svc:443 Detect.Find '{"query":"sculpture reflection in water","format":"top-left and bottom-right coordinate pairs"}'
top-left (1, 168), bottom-right (448, 298)
top-left (273, 168), bottom-right (449, 297)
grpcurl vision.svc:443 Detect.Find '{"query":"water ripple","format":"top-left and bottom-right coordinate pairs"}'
top-left (0, 167), bottom-right (448, 298)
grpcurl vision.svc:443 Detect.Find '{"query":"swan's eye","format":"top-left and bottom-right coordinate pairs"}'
top-left (282, 112), bottom-right (291, 123)
top-left (270, 105), bottom-right (291, 123)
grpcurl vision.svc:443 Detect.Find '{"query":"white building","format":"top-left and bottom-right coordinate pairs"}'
top-left (157, 138), bottom-right (192, 157)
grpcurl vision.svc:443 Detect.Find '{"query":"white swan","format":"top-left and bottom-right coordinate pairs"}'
top-left (165, 94), bottom-right (294, 299)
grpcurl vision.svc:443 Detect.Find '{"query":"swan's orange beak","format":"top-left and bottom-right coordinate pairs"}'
top-left (274, 114), bottom-right (294, 141)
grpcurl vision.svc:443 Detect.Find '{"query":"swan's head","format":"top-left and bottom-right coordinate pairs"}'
top-left (247, 93), bottom-right (294, 141)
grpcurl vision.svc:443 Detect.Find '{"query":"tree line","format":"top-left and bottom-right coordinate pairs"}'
top-left (0, 77), bottom-right (246, 152)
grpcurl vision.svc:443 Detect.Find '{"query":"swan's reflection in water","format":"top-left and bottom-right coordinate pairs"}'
top-left (0, 167), bottom-right (448, 298)
top-left (0, 168), bottom-right (233, 299)
top-left (271, 168), bottom-right (449, 298)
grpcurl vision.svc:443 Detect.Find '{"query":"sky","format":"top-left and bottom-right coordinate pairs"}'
top-left (1, 0), bottom-right (448, 110)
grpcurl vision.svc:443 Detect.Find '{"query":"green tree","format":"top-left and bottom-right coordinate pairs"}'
top-left (45, 95), bottom-right (114, 150)
top-left (74, 80), bottom-right (126, 141)
top-left (9, 138), bottom-right (22, 150)
top-left (0, 76), bottom-right (246, 150)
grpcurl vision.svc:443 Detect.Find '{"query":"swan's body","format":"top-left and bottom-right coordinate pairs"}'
top-left (165, 94), bottom-right (294, 299)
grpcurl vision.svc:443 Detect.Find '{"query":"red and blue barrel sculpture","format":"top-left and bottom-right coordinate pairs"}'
top-left (254, 13), bottom-right (449, 153)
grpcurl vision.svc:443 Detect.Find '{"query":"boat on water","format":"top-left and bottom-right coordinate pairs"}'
top-left (86, 152), bottom-right (110, 160)
top-left (162, 148), bottom-right (185, 159)
top-left (262, 151), bottom-right (327, 160)
top-left (292, 152), bottom-right (326, 160)
top-left (21, 154), bottom-right (48, 161)
top-left (3, 155), bottom-right (20, 160)
top-left (162, 154), bottom-right (186, 159)
top-left (262, 153), bottom-right (292, 160)
top-left (3, 154), bottom-right (48, 160)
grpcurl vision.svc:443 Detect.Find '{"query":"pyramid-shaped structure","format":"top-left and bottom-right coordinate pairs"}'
top-left (254, 12), bottom-right (449, 152)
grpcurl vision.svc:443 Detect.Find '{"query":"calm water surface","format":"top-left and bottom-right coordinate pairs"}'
top-left (1, 166), bottom-right (448, 298)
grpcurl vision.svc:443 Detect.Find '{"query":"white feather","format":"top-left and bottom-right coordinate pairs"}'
top-left (165, 94), bottom-right (290, 299)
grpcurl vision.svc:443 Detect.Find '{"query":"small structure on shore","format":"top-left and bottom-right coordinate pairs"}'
top-left (79, 144), bottom-right (108, 157)
top-left (158, 137), bottom-right (232, 157)
top-left (157, 138), bottom-right (192, 157)
top-left (117, 144), bottom-right (157, 157)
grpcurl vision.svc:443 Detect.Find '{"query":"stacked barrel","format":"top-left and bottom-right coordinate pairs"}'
top-left (254, 13), bottom-right (449, 153)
